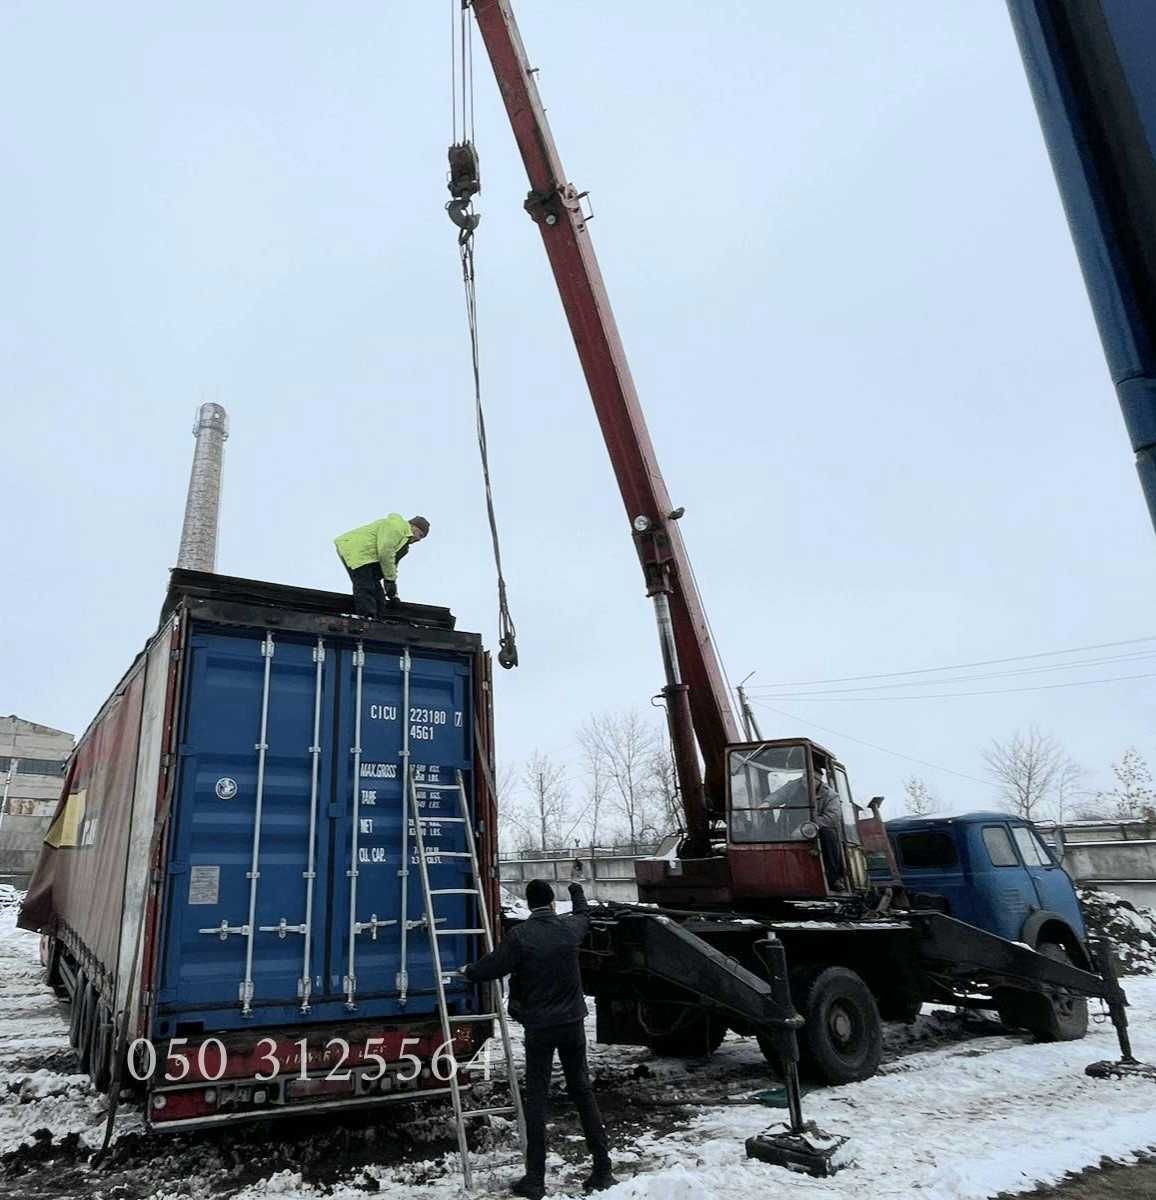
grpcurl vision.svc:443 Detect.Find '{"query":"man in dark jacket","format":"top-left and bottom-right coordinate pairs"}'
top-left (462, 878), bottom-right (615, 1199)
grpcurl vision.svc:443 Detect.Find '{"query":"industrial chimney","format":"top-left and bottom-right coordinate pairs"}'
top-left (177, 402), bottom-right (228, 572)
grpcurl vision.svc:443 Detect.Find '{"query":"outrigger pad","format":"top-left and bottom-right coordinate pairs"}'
top-left (1086, 1058), bottom-right (1156, 1083)
top-left (745, 1121), bottom-right (850, 1177)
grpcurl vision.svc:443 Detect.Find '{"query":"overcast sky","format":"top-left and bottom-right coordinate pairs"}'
top-left (2, 1), bottom-right (1154, 822)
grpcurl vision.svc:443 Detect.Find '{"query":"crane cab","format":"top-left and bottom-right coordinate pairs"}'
top-left (636, 737), bottom-right (881, 908)
top-left (727, 738), bottom-right (869, 901)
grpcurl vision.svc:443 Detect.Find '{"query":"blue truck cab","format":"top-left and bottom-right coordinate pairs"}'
top-left (884, 812), bottom-right (1089, 969)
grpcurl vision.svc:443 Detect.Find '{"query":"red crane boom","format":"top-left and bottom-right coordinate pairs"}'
top-left (469, 0), bottom-right (741, 850)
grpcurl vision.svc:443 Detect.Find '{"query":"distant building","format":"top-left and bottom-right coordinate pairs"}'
top-left (0, 715), bottom-right (73, 885)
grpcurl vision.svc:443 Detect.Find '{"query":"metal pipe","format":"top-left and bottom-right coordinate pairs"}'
top-left (299, 639), bottom-right (325, 1011)
top-left (240, 632), bottom-right (274, 1016)
top-left (345, 641), bottom-right (365, 1010)
top-left (176, 403), bottom-right (229, 572)
top-left (651, 592), bottom-right (710, 854)
top-left (397, 648), bottom-right (412, 1003)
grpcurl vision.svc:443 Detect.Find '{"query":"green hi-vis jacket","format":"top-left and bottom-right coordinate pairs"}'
top-left (334, 513), bottom-right (411, 581)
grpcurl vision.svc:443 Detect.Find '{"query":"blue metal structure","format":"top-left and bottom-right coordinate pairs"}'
top-left (155, 622), bottom-right (482, 1037)
top-left (885, 811), bottom-right (1087, 948)
top-left (1008, 0), bottom-right (1156, 529)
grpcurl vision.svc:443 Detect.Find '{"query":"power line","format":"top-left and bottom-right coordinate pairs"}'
top-left (746, 635), bottom-right (1156, 690)
top-left (750, 700), bottom-right (992, 787)
top-left (756, 669), bottom-right (1156, 702)
top-left (755, 649), bottom-right (1156, 697)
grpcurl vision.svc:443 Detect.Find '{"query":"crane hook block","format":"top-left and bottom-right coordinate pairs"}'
top-left (498, 633), bottom-right (519, 670)
top-left (448, 141), bottom-right (481, 201)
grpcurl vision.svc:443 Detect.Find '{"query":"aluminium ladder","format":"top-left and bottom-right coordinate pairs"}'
top-left (407, 766), bottom-right (527, 1191)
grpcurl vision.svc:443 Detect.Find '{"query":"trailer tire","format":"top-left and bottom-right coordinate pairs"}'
top-left (639, 1003), bottom-right (727, 1057)
top-left (796, 966), bottom-right (883, 1085)
top-left (89, 1004), bottom-right (113, 1092)
top-left (76, 983), bottom-right (97, 1074)
top-left (68, 971), bottom-right (88, 1051)
top-left (1023, 943), bottom-right (1089, 1042)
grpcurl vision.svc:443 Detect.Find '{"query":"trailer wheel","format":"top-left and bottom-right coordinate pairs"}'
top-left (89, 1004), bottom-right (113, 1092)
top-left (76, 983), bottom-right (97, 1074)
top-left (1023, 943), bottom-right (1089, 1042)
top-left (639, 1003), bottom-right (727, 1057)
top-left (796, 966), bottom-right (883, 1084)
top-left (68, 972), bottom-right (88, 1051)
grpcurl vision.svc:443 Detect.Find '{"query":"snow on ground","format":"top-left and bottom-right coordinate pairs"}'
top-left (2, 895), bottom-right (1155, 1200)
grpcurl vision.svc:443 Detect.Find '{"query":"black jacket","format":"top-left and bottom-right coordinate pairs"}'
top-left (463, 883), bottom-right (590, 1029)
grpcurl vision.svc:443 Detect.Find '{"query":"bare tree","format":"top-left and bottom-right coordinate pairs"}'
top-left (1095, 748), bottom-right (1156, 820)
top-left (902, 776), bottom-right (937, 816)
top-left (581, 711), bottom-right (659, 847)
top-left (520, 751), bottom-right (570, 851)
top-left (983, 726), bottom-right (1064, 822)
top-left (493, 762), bottom-right (523, 853)
top-left (1055, 758), bottom-right (1090, 825)
top-left (644, 736), bottom-right (682, 839)
top-left (577, 724), bottom-right (610, 853)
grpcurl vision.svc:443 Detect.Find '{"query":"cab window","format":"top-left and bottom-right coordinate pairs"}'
top-left (728, 743), bottom-right (811, 843)
top-left (896, 830), bottom-right (958, 870)
top-left (1012, 825), bottom-right (1052, 867)
top-left (982, 825), bottom-right (1019, 867)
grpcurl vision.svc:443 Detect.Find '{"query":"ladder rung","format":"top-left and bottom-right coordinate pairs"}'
top-left (427, 851), bottom-right (472, 858)
top-left (461, 1105), bottom-right (516, 1118)
top-left (417, 815), bottom-right (467, 823)
top-left (450, 1012), bottom-right (499, 1023)
top-left (431, 888), bottom-right (480, 895)
top-left (437, 927), bottom-right (486, 935)
top-left (411, 782), bottom-right (462, 791)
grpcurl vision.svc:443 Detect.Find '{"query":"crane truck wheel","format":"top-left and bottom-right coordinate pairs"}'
top-left (794, 966), bottom-right (883, 1085)
top-left (638, 1002), bottom-right (727, 1057)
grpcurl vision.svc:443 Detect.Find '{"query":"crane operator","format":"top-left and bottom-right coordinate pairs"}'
top-left (814, 768), bottom-right (848, 891)
top-left (334, 513), bottom-right (429, 620)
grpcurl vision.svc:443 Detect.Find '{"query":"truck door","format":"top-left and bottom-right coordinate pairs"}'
top-left (1009, 822), bottom-right (1086, 937)
top-left (972, 822), bottom-right (1038, 941)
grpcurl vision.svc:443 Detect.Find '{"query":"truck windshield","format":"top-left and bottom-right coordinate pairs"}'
top-left (728, 744), bottom-right (811, 843)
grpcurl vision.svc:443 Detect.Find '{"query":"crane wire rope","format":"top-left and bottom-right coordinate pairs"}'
top-left (448, 1), bottom-right (518, 668)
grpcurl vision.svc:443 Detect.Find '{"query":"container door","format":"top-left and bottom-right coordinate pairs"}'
top-left (328, 646), bottom-right (477, 1016)
top-left (157, 630), bottom-right (334, 1034)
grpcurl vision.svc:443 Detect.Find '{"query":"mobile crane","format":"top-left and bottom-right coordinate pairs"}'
top-left (466, 0), bottom-right (1144, 1090)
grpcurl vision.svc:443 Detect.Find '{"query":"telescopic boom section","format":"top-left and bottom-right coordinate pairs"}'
top-left (470, 0), bottom-right (741, 845)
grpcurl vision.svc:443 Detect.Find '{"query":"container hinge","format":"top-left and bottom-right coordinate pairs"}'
top-left (354, 914), bottom-right (399, 941)
top-left (260, 634), bottom-right (275, 658)
top-left (161, 752), bottom-right (172, 773)
top-left (199, 920), bottom-right (250, 940)
top-left (258, 918), bottom-right (307, 939)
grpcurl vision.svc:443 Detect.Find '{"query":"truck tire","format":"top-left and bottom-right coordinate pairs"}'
top-left (639, 1003), bottom-right (727, 1057)
top-left (89, 1003), bottom-right (113, 1092)
top-left (76, 983), bottom-right (97, 1074)
top-left (1024, 943), bottom-right (1089, 1042)
top-left (795, 966), bottom-right (883, 1085)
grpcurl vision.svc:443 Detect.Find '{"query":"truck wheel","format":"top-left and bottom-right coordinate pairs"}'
top-left (640, 1003), bottom-right (727, 1057)
top-left (1026, 943), bottom-right (1089, 1042)
top-left (796, 966), bottom-right (883, 1084)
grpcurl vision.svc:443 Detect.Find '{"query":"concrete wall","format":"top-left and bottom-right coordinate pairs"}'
top-left (0, 715), bottom-right (73, 886)
top-left (1040, 819), bottom-right (1156, 909)
top-left (500, 848), bottom-right (656, 905)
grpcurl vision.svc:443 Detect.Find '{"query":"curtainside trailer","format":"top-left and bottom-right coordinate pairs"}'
top-left (18, 570), bottom-right (501, 1131)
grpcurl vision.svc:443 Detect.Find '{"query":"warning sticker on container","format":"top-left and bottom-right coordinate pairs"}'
top-left (188, 865), bottom-right (220, 906)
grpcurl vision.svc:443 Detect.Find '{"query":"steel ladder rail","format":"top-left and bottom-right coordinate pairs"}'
top-left (407, 765), bottom-right (527, 1191)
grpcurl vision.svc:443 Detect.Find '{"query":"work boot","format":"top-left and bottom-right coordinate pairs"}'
top-left (510, 1176), bottom-right (546, 1200)
top-left (584, 1169), bottom-right (619, 1192)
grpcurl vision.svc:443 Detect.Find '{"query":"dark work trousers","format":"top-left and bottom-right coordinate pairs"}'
top-left (344, 561), bottom-right (387, 620)
top-left (523, 1019), bottom-right (611, 1184)
top-left (819, 825), bottom-right (845, 889)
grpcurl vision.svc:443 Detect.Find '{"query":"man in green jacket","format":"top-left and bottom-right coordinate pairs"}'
top-left (334, 514), bottom-right (430, 619)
